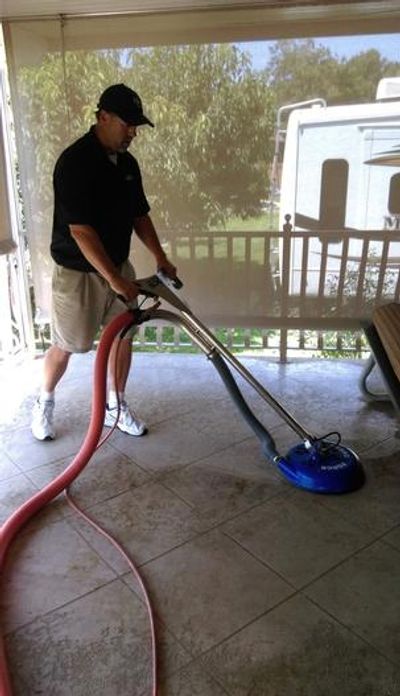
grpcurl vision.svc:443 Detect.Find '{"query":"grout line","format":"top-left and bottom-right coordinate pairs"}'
top-left (108, 431), bottom-right (260, 477)
top-left (380, 531), bottom-right (400, 553)
top-left (2, 575), bottom-right (122, 638)
top-left (195, 588), bottom-right (300, 663)
top-left (62, 511), bottom-right (129, 576)
top-left (303, 592), bottom-right (400, 670)
top-left (220, 507), bottom-right (395, 596)
top-left (221, 530), bottom-right (298, 591)
top-left (299, 533), bottom-right (400, 595)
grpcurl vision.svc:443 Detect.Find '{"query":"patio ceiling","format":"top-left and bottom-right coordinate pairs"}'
top-left (0, 1), bottom-right (399, 46)
top-left (0, 0), bottom-right (399, 22)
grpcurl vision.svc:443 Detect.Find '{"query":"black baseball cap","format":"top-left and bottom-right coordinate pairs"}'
top-left (97, 84), bottom-right (154, 127)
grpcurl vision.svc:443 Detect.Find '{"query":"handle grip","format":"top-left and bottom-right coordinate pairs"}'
top-left (157, 270), bottom-right (183, 290)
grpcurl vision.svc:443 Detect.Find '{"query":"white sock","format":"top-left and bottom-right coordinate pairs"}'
top-left (108, 390), bottom-right (125, 408)
top-left (40, 389), bottom-right (55, 402)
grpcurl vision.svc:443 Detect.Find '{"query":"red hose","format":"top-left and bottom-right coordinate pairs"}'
top-left (0, 310), bottom-right (152, 695)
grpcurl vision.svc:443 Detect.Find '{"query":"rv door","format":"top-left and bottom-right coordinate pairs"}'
top-left (362, 125), bottom-right (400, 231)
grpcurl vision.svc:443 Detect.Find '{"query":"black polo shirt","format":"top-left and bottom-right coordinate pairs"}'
top-left (51, 126), bottom-right (150, 272)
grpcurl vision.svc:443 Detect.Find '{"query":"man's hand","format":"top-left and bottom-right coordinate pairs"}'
top-left (109, 275), bottom-right (139, 302)
top-left (69, 225), bottom-right (139, 301)
top-left (157, 257), bottom-right (177, 280)
top-left (133, 215), bottom-right (178, 281)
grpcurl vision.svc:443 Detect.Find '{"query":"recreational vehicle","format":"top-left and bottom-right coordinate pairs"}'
top-left (276, 77), bottom-right (400, 298)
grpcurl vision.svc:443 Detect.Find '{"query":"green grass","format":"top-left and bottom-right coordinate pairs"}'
top-left (173, 237), bottom-right (276, 265)
top-left (211, 211), bottom-right (279, 232)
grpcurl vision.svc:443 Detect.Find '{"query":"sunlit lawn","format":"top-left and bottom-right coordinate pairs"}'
top-left (211, 211), bottom-right (279, 232)
top-left (171, 212), bottom-right (280, 262)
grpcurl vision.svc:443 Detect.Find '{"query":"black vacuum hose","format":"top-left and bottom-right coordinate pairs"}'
top-left (209, 351), bottom-right (280, 462)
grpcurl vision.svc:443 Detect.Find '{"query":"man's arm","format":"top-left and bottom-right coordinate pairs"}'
top-left (133, 214), bottom-right (177, 278)
top-left (69, 224), bottom-right (138, 301)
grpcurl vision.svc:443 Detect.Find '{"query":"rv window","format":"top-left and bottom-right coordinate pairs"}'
top-left (320, 159), bottom-right (348, 229)
top-left (389, 174), bottom-right (400, 215)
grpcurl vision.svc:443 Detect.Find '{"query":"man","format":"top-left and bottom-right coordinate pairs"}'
top-left (31, 83), bottom-right (176, 441)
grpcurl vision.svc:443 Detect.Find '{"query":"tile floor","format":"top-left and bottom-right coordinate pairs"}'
top-left (1, 351), bottom-right (400, 695)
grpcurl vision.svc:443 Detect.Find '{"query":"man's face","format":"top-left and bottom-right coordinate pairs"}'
top-left (103, 112), bottom-right (138, 153)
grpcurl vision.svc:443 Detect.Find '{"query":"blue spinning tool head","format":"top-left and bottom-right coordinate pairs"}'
top-left (277, 440), bottom-right (365, 494)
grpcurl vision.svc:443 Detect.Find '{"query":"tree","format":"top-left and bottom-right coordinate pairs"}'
top-left (265, 39), bottom-right (400, 108)
top-left (336, 49), bottom-right (400, 103)
top-left (16, 49), bottom-right (125, 233)
top-left (123, 45), bottom-right (274, 230)
top-left (17, 44), bottom-right (275, 235)
top-left (264, 39), bottom-right (341, 107)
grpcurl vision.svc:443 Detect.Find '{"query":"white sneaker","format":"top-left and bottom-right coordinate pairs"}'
top-left (31, 399), bottom-right (56, 441)
top-left (104, 401), bottom-right (148, 437)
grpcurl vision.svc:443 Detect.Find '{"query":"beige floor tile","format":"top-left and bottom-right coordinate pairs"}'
top-left (304, 540), bottom-right (400, 665)
top-left (2, 424), bottom-right (90, 471)
top-left (383, 525), bottom-right (400, 551)
top-left (0, 451), bottom-right (21, 482)
top-left (1, 473), bottom-right (40, 526)
top-left (26, 442), bottom-right (150, 512)
top-left (6, 580), bottom-right (153, 696)
top-left (156, 660), bottom-right (228, 696)
top-left (108, 398), bottom-right (252, 473)
top-left (0, 473), bottom-right (61, 528)
top-left (2, 518), bottom-right (116, 632)
top-left (202, 593), bottom-right (400, 696)
top-left (161, 436), bottom-right (289, 526)
top-left (316, 445), bottom-right (400, 534)
top-left (222, 491), bottom-right (377, 587)
top-left (68, 481), bottom-right (206, 574)
top-left (139, 529), bottom-right (293, 655)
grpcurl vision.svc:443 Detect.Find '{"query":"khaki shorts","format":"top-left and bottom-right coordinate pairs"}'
top-left (51, 260), bottom-right (138, 353)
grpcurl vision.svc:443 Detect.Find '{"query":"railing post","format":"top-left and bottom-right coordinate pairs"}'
top-left (279, 214), bottom-right (292, 363)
